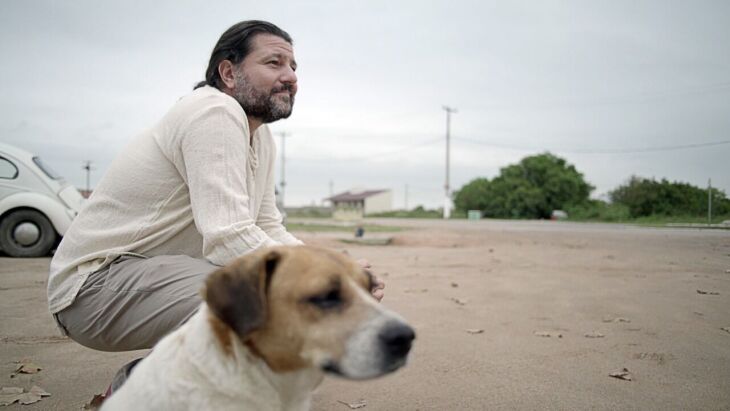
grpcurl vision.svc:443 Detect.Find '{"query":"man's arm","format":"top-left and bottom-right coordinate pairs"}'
top-left (176, 105), bottom-right (279, 266)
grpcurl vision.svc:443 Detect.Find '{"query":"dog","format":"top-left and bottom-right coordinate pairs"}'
top-left (101, 245), bottom-right (415, 410)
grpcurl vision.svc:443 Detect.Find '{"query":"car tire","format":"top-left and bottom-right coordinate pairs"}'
top-left (0, 209), bottom-right (58, 258)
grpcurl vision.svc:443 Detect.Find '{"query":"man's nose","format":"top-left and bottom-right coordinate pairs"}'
top-left (280, 66), bottom-right (297, 85)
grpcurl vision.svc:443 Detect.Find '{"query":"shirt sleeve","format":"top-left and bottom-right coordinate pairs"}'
top-left (177, 105), bottom-right (279, 266)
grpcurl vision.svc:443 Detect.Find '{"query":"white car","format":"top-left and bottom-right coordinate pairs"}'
top-left (0, 142), bottom-right (85, 257)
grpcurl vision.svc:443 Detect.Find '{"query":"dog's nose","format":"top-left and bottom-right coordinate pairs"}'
top-left (379, 323), bottom-right (415, 358)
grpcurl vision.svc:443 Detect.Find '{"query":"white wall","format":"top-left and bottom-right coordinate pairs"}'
top-left (364, 190), bottom-right (392, 215)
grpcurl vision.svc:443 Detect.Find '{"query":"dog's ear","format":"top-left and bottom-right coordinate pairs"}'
top-left (204, 249), bottom-right (282, 339)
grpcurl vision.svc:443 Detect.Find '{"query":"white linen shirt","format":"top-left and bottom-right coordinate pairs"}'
top-left (48, 86), bottom-right (300, 314)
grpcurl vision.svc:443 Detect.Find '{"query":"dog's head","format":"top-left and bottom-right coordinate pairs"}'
top-left (203, 245), bottom-right (415, 379)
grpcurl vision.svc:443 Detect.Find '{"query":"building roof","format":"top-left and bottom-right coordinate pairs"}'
top-left (326, 189), bottom-right (387, 202)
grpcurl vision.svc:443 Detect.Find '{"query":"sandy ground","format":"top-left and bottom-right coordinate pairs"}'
top-left (1, 219), bottom-right (729, 410)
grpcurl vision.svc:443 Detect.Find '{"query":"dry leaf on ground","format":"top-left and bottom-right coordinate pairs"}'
top-left (450, 297), bottom-right (468, 306)
top-left (10, 362), bottom-right (42, 378)
top-left (584, 331), bottom-right (605, 338)
top-left (466, 329), bottom-right (484, 334)
top-left (697, 289), bottom-right (720, 295)
top-left (0, 385), bottom-right (51, 406)
top-left (450, 282), bottom-right (459, 288)
top-left (81, 393), bottom-right (107, 410)
top-left (602, 317), bottom-right (631, 323)
top-left (337, 399), bottom-right (367, 409)
top-left (534, 331), bottom-right (563, 338)
top-left (609, 368), bottom-right (633, 381)
top-left (721, 327), bottom-right (730, 334)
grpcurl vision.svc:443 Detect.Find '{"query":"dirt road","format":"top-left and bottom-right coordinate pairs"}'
top-left (1, 219), bottom-right (729, 410)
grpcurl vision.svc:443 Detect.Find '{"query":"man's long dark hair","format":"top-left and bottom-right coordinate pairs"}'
top-left (194, 20), bottom-right (293, 90)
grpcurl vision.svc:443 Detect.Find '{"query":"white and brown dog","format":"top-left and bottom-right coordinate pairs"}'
top-left (102, 245), bottom-right (415, 410)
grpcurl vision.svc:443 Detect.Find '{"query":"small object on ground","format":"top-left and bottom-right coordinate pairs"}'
top-left (534, 331), bottom-right (563, 338)
top-left (337, 399), bottom-right (367, 409)
top-left (584, 331), bottom-right (605, 338)
top-left (693, 311), bottom-right (704, 316)
top-left (721, 327), bottom-right (730, 334)
top-left (633, 352), bottom-right (672, 365)
top-left (466, 329), bottom-right (484, 334)
top-left (354, 227), bottom-right (364, 238)
top-left (450, 297), bottom-right (468, 306)
top-left (725, 269), bottom-right (730, 274)
top-left (609, 368), bottom-right (633, 381)
top-left (697, 289), bottom-right (720, 295)
top-left (450, 282), bottom-right (459, 288)
top-left (602, 317), bottom-right (631, 323)
top-left (81, 393), bottom-right (107, 410)
top-left (0, 385), bottom-right (51, 406)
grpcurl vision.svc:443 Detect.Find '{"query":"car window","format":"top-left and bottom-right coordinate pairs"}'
top-left (32, 156), bottom-right (62, 180)
top-left (0, 157), bottom-right (18, 179)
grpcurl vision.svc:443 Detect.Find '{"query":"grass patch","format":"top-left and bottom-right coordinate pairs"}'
top-left (368, 206), bottom-right (443, 219)
top-left (285, 222), bottom-right (407, 233)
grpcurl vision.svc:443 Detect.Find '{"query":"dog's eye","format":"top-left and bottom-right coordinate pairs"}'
top-left (308, 289), bottom-right (342, 310)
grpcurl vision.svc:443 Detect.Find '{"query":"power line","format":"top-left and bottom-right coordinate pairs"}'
top-left (287, 136), bottom-right (443, 163)
top-left (454, 136), bottom-right (730, 154)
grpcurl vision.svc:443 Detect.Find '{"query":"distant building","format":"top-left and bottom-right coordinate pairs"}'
top-left (326, 189), bottom-right (392, 220)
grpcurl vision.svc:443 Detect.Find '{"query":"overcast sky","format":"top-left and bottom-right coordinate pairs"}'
top-left (2, 0), bottom-right (729, 208)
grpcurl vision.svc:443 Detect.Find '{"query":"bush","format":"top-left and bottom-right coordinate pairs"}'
top-left (565, 200), bottom-right (631, 222)
top-left (610, 176), bottom-right (730, 218)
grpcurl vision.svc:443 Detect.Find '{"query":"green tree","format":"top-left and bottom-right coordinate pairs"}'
top-left (454, 153), bottom-right (593, 219)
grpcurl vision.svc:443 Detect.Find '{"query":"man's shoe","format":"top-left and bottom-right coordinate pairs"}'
top-left (105, 357), bottom-right (144, 397)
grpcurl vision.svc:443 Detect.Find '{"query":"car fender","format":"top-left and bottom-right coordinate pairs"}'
top-left (0, 192), bottom-right (74, 235)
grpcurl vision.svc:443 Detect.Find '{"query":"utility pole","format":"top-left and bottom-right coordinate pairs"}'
top-left (442, 106), bottom-right (457, 219)
top-left (708, 178), bottom-right (713, 225)
top-left (82, 161), bottom-right (93, 195)
top-left (277, 132), bottom-right (289, 209)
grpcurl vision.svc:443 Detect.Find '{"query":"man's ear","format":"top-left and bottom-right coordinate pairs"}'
top-left (204, 249), bottom-right (282, 339)
top-left (217, 59), bottom-right (237, 90)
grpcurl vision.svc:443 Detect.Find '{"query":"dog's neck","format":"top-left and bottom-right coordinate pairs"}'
top-left (183, 304), bottom-right (324, 410)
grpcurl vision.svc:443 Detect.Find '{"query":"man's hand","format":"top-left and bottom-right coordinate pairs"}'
top-left (356, 258), bottom-right (385, 302)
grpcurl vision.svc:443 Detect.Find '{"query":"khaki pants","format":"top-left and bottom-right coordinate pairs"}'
top-left (55, 255), bottom-right (219, 352)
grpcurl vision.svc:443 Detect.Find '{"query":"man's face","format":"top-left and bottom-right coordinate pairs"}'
top-left (231, 33), bottom-right (298, 124)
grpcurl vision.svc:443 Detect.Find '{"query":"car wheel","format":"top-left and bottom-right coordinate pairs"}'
top-left (0, 209), bottom-right (58, 257)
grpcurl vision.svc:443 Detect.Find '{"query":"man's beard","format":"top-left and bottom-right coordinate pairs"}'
top-left (232, 71), bottom-right (295, 124)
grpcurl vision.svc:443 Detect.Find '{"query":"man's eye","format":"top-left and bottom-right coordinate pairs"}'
top-left (308, 290), bottom-right (342, 309)
top-left (267, 61), bottom-right (279, 66)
